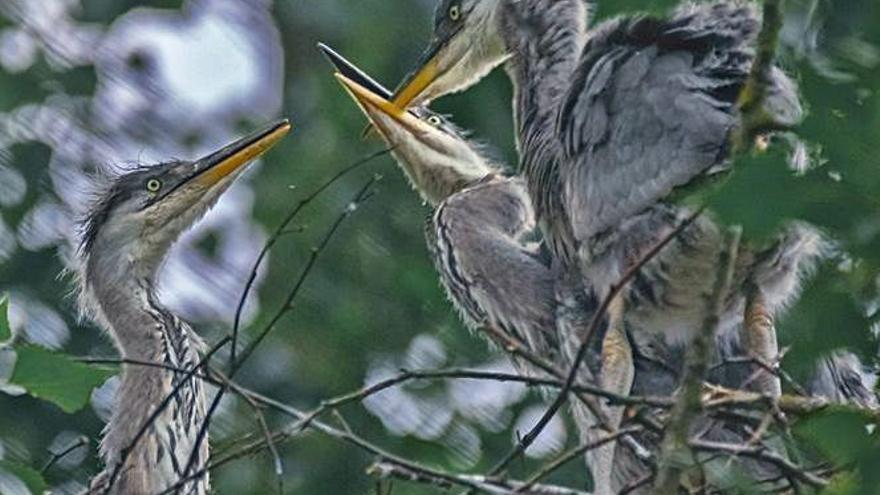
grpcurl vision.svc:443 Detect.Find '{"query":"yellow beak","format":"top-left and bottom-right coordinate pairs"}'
top-left (391, 58), bottom-right (440, 110)
top-left (195, 119), bottom-right (292, 186)
top-left (335, 73), bottom-right (431, 137)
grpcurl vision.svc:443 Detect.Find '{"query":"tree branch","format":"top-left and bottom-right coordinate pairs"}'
top-left (654, 227), bottom-right (742, 493)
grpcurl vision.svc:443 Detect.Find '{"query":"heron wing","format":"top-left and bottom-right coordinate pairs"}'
top-left (428, 177), bottom-right (560, 358)
top-left (558, 2), bottom-right (778, 242)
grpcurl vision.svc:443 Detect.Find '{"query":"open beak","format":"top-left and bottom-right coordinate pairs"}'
top-left (318, 41), bottom-right (419, 139)
top-left (318, 42), bottom-right (392, 100)
top-left (191, 119), bottom-right (292, 188)
top-left (334, 73), bottom-right (433, 140)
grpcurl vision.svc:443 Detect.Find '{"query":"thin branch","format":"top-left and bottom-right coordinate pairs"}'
top-left (239, 382), bottom-right (285, 495)
top-left (689, 439), bottom-right (828, 488)
top-left (734, 0), bottom-right (788, 150)
top-left (518, 427), bottom-right (643, 491)
top-left (40, 435), bottom-right (88, 474)
top-left (229, 147), bottom-right (392, 370)
top-left (618, 473), bottom-right (654, 495)
top-left (489, 209), bottom-right (704, 476)
top-left (232, 174), bottom-right (382, 374)
top-left (178, 175), bottom-right (382, 483)
top-left (654, 227), bottom-right (742, 493)
top-left (369, 461), bottom-right (591, 495)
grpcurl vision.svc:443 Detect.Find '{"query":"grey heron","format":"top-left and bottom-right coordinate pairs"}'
top-left (76, 120), bottom-right (290, 494)
top-left (324, 47), bottom-right (877, 493)
top-left (389, 0), bottom-right (805, 358)
top-left (386, 1), bottom-right (814, 483)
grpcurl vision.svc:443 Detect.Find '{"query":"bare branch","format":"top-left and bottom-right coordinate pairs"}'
top-left (518, 427), bottom-right (643, 491)
top-left (655, 227), bottom-right (742, 493)
top-left (689, 439), bottom-right (827, 488)
top-left (734, 0), bottom-right (788, 150)
top-left (179, 174), bottom-right (382, 482)
top-left (40, 435), bottom-right (88, 474)
top-left (370, 461), bottom-right (591, 495)
top-left (230, 147), bottom-right (392, 369)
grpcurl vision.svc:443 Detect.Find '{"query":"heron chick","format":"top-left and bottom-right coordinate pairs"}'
top-left (324, 43), bottom-right (560, 366)
top-left (328, 47), bottom-right (877, 493)
top-left (77, 120), bottom-right (290, 494)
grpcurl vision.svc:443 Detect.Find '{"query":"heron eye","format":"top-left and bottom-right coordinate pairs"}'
top-left (448, 4), bottom-right (461, 21)
top-left (146, 179), bottom-right (162, 193)
top-left (427, 115), bottom-right (442, 127)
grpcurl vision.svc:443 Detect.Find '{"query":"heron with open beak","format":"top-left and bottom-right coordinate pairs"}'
top-left (77, 120), bottom-right (291, 494)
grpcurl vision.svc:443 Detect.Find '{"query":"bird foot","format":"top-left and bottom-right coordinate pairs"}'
top-left (744, 288), bottom-right (782, 398)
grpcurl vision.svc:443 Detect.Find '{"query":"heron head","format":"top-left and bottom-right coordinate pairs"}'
top-left (80, 120), bottom-right (291, 274)
top-left (392, 0), bottom-right (509, 109)
top-left (336, 72), bottom-right (496, 206)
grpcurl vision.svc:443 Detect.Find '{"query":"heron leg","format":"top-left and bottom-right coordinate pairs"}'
top-left (594, 295), bottom-right (635, 495)
top-left (744, 285), bottom-right (782, 397)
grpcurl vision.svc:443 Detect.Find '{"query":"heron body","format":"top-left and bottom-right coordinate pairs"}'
top-left (383, 1), bottom-right (876, 490)
top-left (325, 45), bottom-right (561, 366)
top-left (326, 47), bottom-right (878, 493)
top-left (77, 121), bottom-right (290, 494)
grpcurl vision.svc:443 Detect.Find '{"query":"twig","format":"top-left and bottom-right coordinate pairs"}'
top-left (618, 473), bottom-right (654, 495)
top-left (489, 209), bottom-right (704, 477)
top-left (40, 435), bottom-right (89, 474)
top-left (239, 382), bottom-right (285, 495)
top-left (231, 174), bottom-right (381, 373)
top-left (178, 175), bottom-right (382, 484)
top-left (689, 439), bottom-right (828, 488)
top-left (229, 147), bottom-right (392, 370)
top-left (654, 227), bottom-right (742, 493)
top-left (734, 0), bottom-right (787, 150)
top-left (518, 427), bottom-right (643, 491)
top-left (370, 461), bottom-right (591, 495)
top-left (78, 356), bottom-right (865, 421)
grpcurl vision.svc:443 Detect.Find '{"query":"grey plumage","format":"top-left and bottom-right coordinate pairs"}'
top-left (386, 0), bottom-right (876, 492)
top-left (75, 121), bottom-right (289, 494)
top-left (328, 45), bottom-right (877, 494)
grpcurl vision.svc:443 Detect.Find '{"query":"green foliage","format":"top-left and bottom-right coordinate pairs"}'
top-left (780, 268), bottom-right (876, 377)
top-left (9, 345), bottom-right (113, 414)
top-left (797, 410), bottom-right (880, 495)
top-left (0, 461), bottom-right (48, 494)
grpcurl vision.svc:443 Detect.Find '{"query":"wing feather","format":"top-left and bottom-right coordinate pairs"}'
top-left (557, 2), bottom-right (783, 243)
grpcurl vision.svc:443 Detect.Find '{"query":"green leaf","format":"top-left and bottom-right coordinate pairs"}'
top-left (779, 268), bottom-right (875, 379)
top-left (9, 344), bottom-right (113, 414)
top-left (0, 295), bottom-right (9, 342)
top-left (797, 410), bottom-right (880, 495)
top-left (796, 410), bottom-right (875, 465)
top-left (0, 460), bottom-right (48, 494)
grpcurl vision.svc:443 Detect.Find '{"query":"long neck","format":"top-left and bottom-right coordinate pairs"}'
top-left (500, 0), bottom-right (588, 262)
top-left (85, 251), bottom-right (209, 494)
top-left (501, 0), bottom-right (588, 152)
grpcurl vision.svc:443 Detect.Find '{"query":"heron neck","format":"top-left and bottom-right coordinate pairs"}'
top-left (501, 0), bottom-right (588, 152)
top-left (499, 0), bottom-right (587, 262)
top-left (85, 251), bottom-right (208, 493)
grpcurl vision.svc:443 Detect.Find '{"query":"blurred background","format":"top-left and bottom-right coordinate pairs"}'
top-left (0, 0), bottom-right (877, 493)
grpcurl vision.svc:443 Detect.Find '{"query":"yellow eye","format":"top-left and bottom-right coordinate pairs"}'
top-left (427, 115), bottom-right (442, 127)
top-left (449, 4), bottom-right (461, 21)
top-left (146, 179), bottom-right (162, 193)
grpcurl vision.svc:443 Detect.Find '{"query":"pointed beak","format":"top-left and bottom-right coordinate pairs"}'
top-left (390, 43), bottom-right (443, 110)
top-left (318, 42), bottom-right (392, 99)
top-left (191, 119), bottom-right (292, 188)
top-left (335, 73), bottom-right (433, 139)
